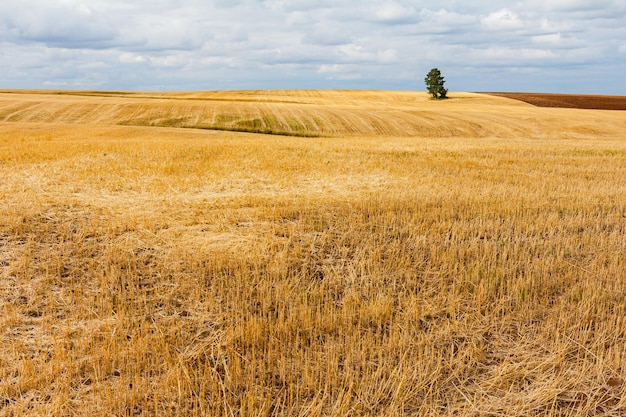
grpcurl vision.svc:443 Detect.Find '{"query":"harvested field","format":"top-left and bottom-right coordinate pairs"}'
top-left (1, 89), bottom-right (626, 416)
top-left (480, 92), bottom-right (626, 110)
top-left (1, 90), bottom-right (626, 140)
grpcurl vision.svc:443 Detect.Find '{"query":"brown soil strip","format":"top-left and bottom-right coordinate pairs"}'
top-left (479, 92), bottom-right (626, 110)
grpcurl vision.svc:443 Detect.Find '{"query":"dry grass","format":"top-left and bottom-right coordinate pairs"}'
top-left (1, 90), bottom-right (626, 416)
top-left (2, 89), bottom-right (624, 139)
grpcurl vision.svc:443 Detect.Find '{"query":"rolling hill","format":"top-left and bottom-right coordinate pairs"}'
top-left (1, 89), bottom-right (625, 139)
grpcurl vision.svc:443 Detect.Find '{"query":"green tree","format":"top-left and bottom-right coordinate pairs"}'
top-left (424, 68), bottom-right (448, 99)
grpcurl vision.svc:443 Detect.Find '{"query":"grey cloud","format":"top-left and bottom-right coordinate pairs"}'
top-left (0, 0), bottom-right (624, 93)
top-left (302, 25), bottom-right (353, 46)
top-left (278, 0), bottom-right (336, 12)
top-left (525, 0), bottom-right (625, 15)
top-left (2, 2), bottom-right (117, 48)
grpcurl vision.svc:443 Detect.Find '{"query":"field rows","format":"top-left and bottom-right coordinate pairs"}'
top-left (1, 90), bottom-right (626, 416)
top-left (1, 90), bottom-right (625, 139)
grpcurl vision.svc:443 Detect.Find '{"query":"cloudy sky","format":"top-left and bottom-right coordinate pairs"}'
top-left (1, 0), bottom-right (625, 93)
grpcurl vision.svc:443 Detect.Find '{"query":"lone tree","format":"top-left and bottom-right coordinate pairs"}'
top-left (424, 68), bottom-right (448, 99)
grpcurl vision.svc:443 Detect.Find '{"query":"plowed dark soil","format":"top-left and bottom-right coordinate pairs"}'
top-left (479, 92), bottom-right (626, 110)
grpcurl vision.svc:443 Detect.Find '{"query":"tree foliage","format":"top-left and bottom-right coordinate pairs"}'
top-left (424, 68), bottom-right (448, 100)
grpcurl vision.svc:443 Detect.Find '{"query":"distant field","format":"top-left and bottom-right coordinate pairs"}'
top-left (3, 89), bottom-right (625, 138)
top-left (480, 92), bottom-right (626, 110)
top-left (1, 90), bottom-right (626, 416)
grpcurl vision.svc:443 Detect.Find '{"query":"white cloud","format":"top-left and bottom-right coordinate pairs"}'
top-left (372, 2), bottom-right (417, 23)
top-left (149, 54), bottom-right (190, 68)
top-left (318, 64), bottom-right (344, 74)
top-left (337, 44), bottom-right (374, 62)
top-left (0, 0), bottom-right (624, 93)
top-left (200, 56), bottom-right (239, 67)
top-left (532, 33), bottom-right (562, 45)
top-left (317, 63), bottom-right (362, 80)
top-left (420, 8), bottom-right (477, 28)
top-left (119, 53), bottom-right (146, 64)
top-left (481, 9), bottom-right (525, 31)
top-left (77, 4), bottom-right (93, 16)
top-left (481, 47), bottom-right (557, 61)
top-left (377, 49), bottom-right (398, 63)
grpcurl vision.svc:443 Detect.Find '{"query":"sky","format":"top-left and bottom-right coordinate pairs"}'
top-left (1, 0), bottom-right (625, 94)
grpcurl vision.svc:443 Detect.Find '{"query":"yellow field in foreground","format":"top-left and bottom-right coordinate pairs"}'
top-left (1, 90), bottom-right (626, 416)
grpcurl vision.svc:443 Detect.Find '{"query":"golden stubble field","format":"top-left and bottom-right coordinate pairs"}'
top-left (1, 89), bottom-right (626, 416)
